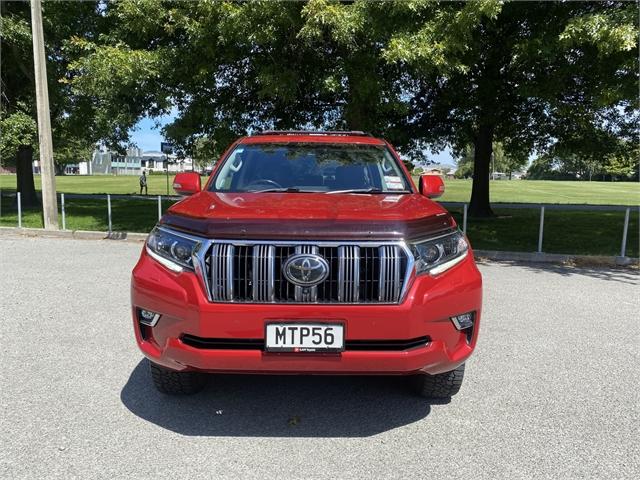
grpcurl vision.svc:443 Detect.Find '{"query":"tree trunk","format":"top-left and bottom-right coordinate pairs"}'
top-left (469, 125), bottom-right (494, 217)
top-left (16, 145), bottom-right (39, 207)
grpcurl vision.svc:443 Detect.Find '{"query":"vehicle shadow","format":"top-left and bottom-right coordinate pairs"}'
top-left (120, 360), bottom-right (437, 437)
top-left (479, 259), bottom-right (639, 285)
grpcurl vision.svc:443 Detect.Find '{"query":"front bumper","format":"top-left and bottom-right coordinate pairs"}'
top-left (131, 248), bottom-right (482, 375)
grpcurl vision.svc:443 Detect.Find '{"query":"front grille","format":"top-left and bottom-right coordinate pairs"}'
top-left (181, 334), bottom-right (430, 351)
top-left (205, 242), bottom-right (411, 304)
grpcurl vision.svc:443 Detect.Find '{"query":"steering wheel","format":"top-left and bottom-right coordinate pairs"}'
top-left (245, 179), bottom-right (283, 190)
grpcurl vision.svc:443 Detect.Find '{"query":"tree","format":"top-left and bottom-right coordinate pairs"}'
top-left (52, 135), bottom-right (94, 175)
top-left (1, 1), bottom-right (106, 206)
top-left (454, 145), bottom-right (474, 179)
top-left (67, 1), bottom-right (330, 153)
top-left (67, 0), bottom-right (412, 157)
top-left (383, 0), bottom-right (638, 216)
top-left (191, 136), bottom-right (219, 171)
top-left (492, 143), bottom-right (528, 179)
top-left (402, 159), bottom-right (416, 173)
top-left (65, 0), bottom-right (637, 216)
top-left (601, 139), bottom-right (639, 180)
top-left (527, 154), bottom-right (559, 180)
top-left (455, 142), bottom-right (527, 179)
top-left (0, 106), bottom-right (38, 204)
top-left (1, 3), bottom-right (39, 206)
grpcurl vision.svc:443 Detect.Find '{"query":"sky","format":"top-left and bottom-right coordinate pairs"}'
top-left (129, 114), bottom-right (175, 152)
top-left (130, 114), bottom-right (457, 166)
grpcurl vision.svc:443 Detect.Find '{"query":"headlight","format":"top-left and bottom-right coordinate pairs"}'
top-left (146, 226), bottom-right (199, 272)
top-left (411, 231), bottom-right (469, 275)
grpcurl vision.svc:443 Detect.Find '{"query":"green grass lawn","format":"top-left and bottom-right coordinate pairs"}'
top-left (0, 174), bottom-right (179, 196)
top-left (418, 178), bottom-right (639, 205)
top-left (1, 174), bottom-right (639, 204)
top-left (2, 195), bottom-right (637, 257)
top-left (446, 206), bottom-right (638, 258)
top-left (1, 195), bottom-right (176, 233)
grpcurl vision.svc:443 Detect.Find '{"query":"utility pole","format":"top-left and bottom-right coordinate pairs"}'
top-left (30, 0), bottom-right (58, 229)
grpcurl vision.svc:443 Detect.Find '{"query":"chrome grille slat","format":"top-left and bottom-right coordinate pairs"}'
top-left (378, 245), bottom-right (401, 302)
top-left (252, 244), bottom-right (276, 302)
top-left (211, 244), bottom-right (234, 301)
top-left (206, 241), bottom-right (409, 304)
top-left (295, 245), bottom-right (319, 302)
top-left (338, 245), bottom-right (360, 302)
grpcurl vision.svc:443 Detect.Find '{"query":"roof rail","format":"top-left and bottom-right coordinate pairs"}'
top-left (257, 130), bottom-right (372, 137)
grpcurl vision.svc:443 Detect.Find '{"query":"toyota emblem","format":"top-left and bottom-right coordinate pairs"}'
top-left (283, 254), bottom-right (330, 287)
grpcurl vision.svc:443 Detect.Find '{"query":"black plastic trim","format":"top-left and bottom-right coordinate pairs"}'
top-left (180, 334), bottom-right (430, 352)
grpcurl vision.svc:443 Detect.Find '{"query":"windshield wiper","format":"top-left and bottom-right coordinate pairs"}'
top-left (327, 188), bottom-right (404, 195)
top-left (247, 187), bottom-right (302, 193)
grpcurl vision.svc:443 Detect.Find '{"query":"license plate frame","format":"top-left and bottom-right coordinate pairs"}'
top-left (264, 322), bottom-right (345, 353)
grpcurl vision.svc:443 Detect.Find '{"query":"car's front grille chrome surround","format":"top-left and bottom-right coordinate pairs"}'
top-left (201, 239), bottom-right (413, 304)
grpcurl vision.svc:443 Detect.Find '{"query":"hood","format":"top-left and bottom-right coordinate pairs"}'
top-left (160, 191), bottom-right (455, 241)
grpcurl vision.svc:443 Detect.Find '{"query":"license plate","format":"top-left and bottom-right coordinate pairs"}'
top-left (265, 323), bottom-right (344, 353)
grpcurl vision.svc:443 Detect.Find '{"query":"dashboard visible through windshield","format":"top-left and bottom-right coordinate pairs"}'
top-left (210, 143), bottom-right (412, 194)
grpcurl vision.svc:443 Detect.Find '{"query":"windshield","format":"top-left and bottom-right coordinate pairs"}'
top-left (210, 143), bottom-right (412, 193)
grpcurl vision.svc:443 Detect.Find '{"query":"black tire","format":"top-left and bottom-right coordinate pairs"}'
top-left (149, 361), bottom-right (207, 395)
top-left (413, 363), bottom-right (465, 399)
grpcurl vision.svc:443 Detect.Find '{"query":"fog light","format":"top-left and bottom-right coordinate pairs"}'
top-left (450, 312), bottom-right (474, 330)
top-left (139, 309), bottom-right (161, 327)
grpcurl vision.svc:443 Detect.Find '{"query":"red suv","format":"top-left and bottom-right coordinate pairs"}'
top-left (131, 131), bottom-right (482, 399)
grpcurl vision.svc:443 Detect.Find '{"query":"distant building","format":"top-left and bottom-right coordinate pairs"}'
top-left (140, 151), bottom-right (166, 171)
top-left (422, 164), bottom-right (455, 179)
top-left (141, 151), bottom-right (193, 173)
top-left (78, 145), bottom-right (193, 175)
top-left (491, 171), bottom-right (526, 180)
top-left (79, 146), bottom-right (142, 175)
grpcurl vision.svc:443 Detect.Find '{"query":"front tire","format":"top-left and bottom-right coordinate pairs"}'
top-left (149, 362), bottom-right (207, 395)
top-left (413, 363), bottom-right (465, 399)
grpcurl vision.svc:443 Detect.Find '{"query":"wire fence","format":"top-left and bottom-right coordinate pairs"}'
top-left (1, 192), bottom-right (638, 258)
top-left (441, 202), bottom-right (638, 258)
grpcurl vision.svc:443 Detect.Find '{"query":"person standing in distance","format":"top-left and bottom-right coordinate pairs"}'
top-left (139, 170), bottom-right (148, 195)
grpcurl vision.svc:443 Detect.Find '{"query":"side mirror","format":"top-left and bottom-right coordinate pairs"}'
top-left (173, 172), bottom-right (201, 195)
top-left (419, 175), bottom-right (445, 199)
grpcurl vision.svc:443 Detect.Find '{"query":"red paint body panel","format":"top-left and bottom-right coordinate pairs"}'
top-left (160, 192), bottom-right (455, 241)
top-left (168, 190), bottom-right (444, 222)
top-left (419, 175), bottom-right (446, 199)
top-left (172, 172), bottom-right (201, 195)
top-left (132, 133), bottom-right (482, 376)
top-left (131, 248), bottom-right (482, 375)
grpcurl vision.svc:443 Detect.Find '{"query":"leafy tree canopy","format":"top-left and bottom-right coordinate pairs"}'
top-left (4, 0), bottom-right (636, 215)
top-left (380, 0), bottom-right (637, 214)
top-left (1, 0), bottom-right (107, 203)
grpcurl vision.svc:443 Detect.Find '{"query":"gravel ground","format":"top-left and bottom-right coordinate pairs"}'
top-left (1, 235), bottom-right (638, 479)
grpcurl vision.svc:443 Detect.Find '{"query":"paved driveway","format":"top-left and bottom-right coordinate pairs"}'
top-left (1, 235), bottom-right (638, 479)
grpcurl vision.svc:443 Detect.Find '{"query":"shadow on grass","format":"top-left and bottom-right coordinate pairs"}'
top-left (0, 195), bottom-right (175, 233)
top-left (120, 360), bottom-right (435, 437)
top-left (448, 207), bottom-right (639, 258)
